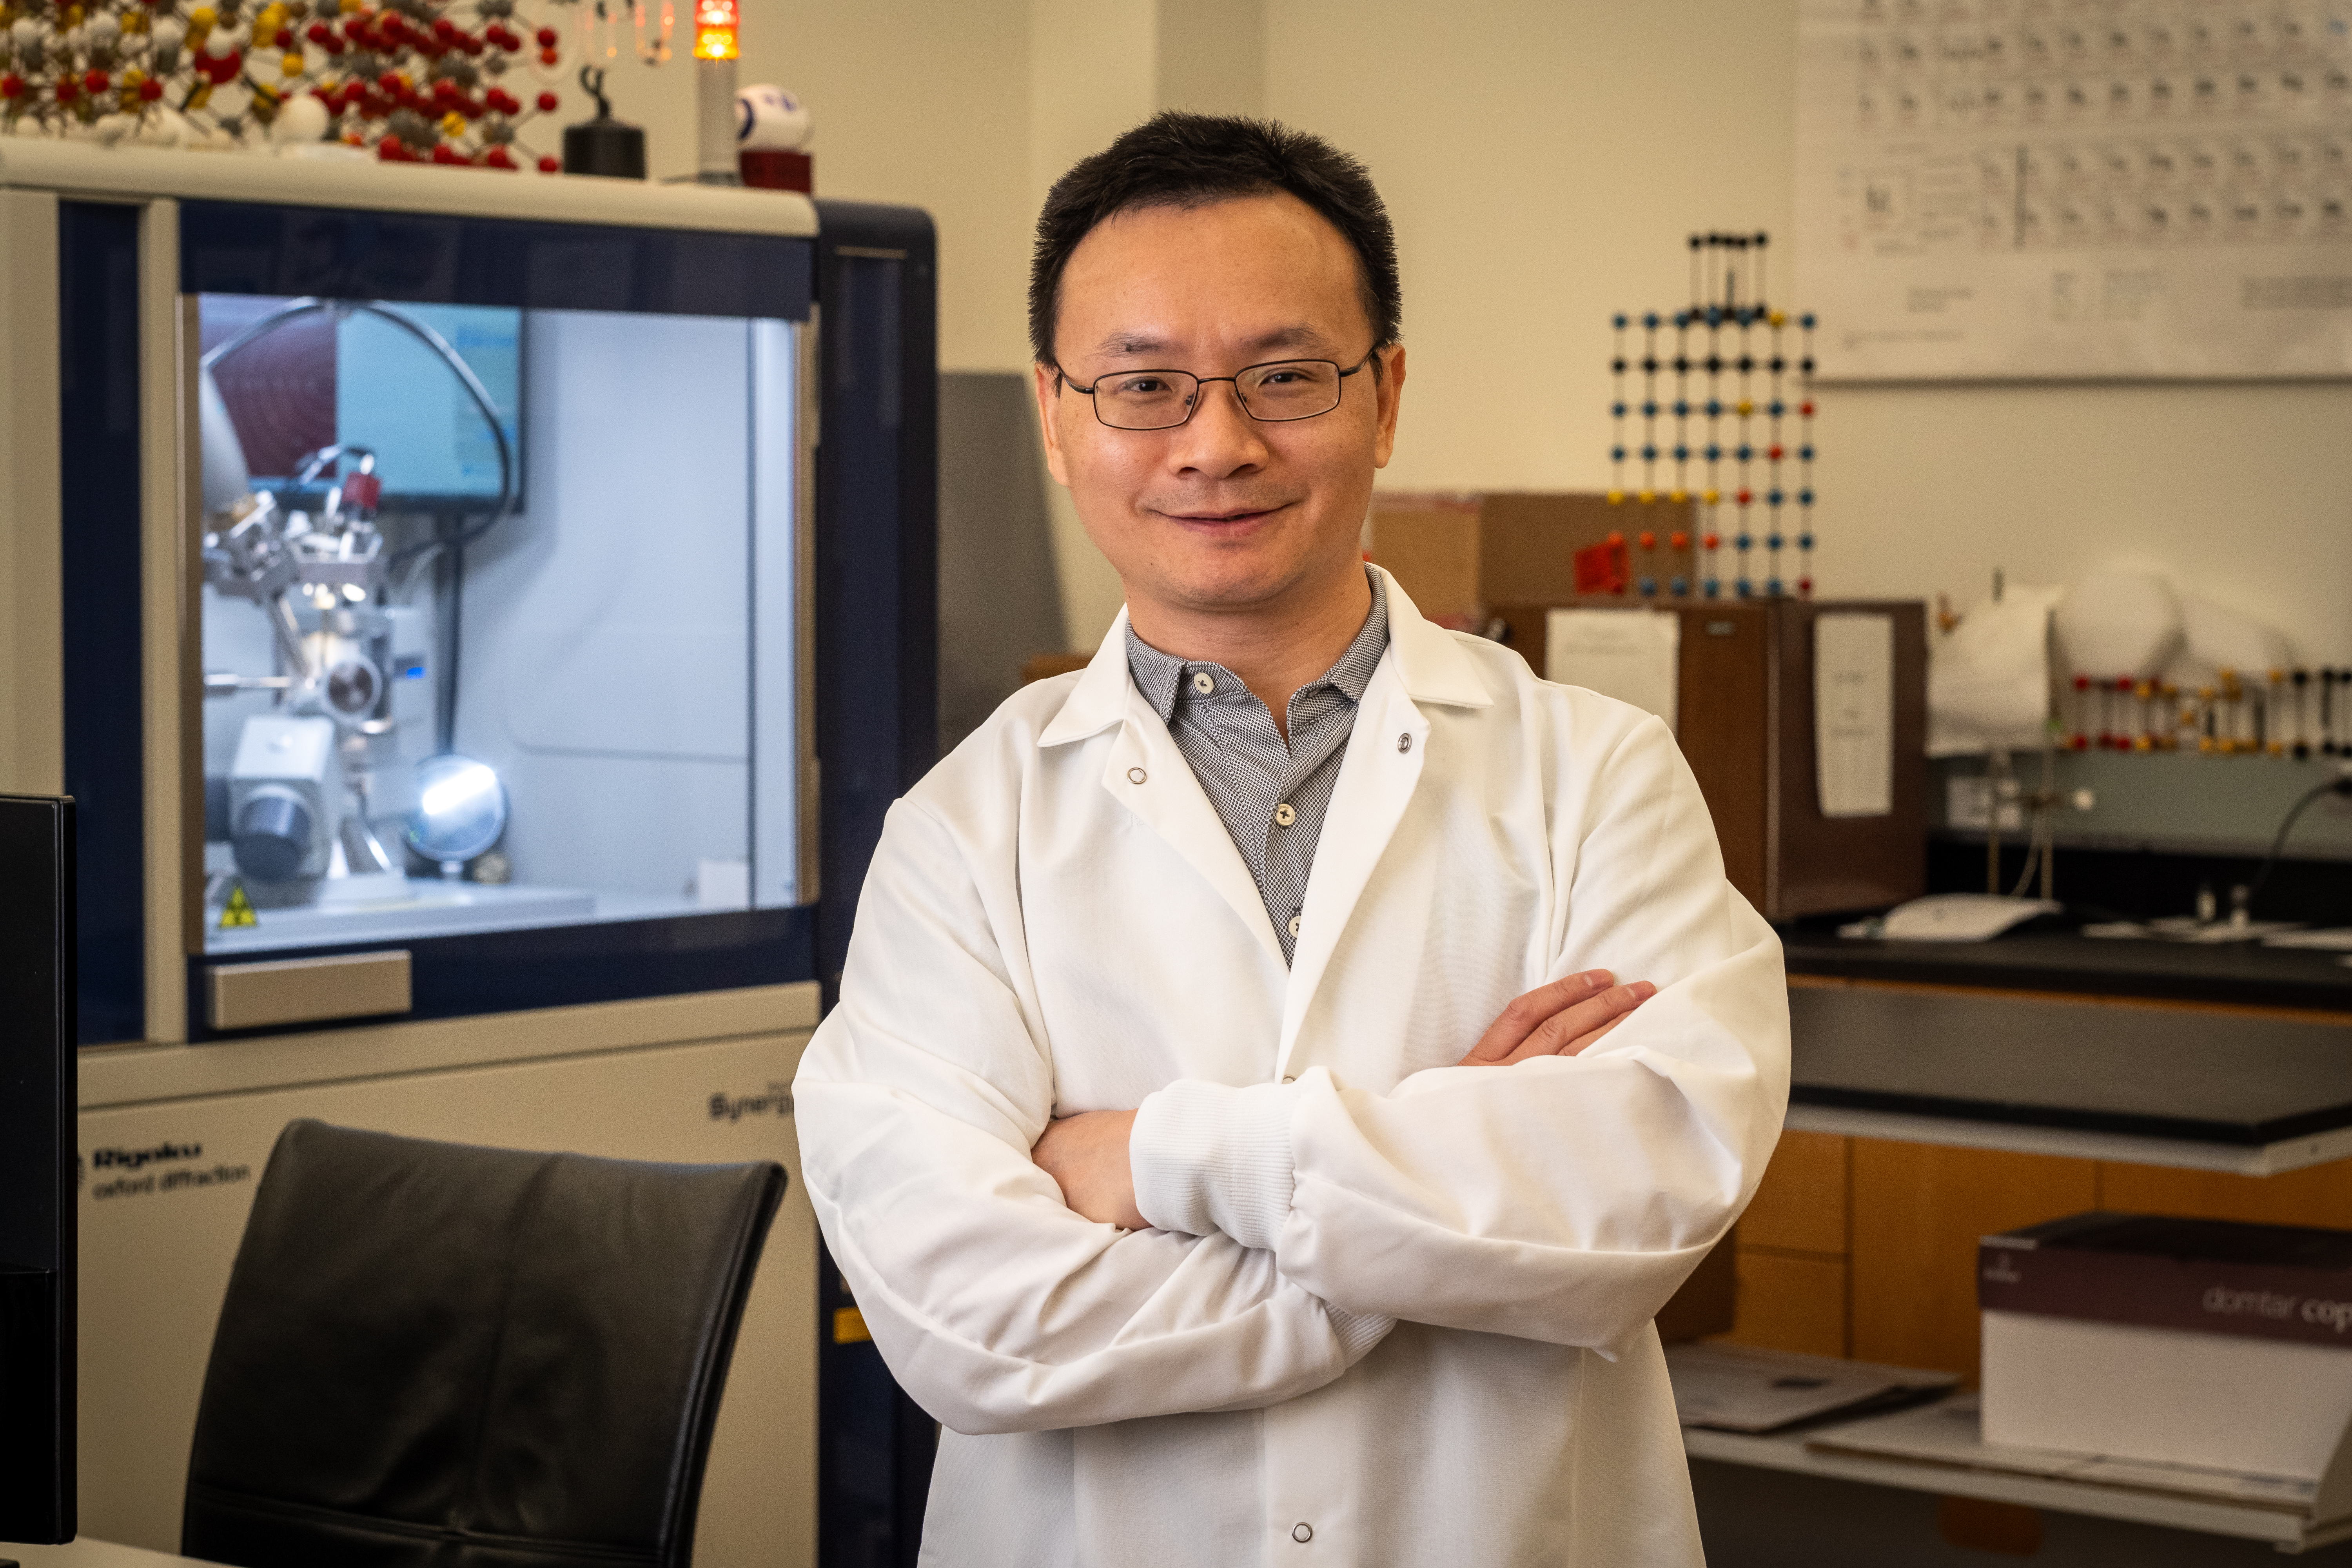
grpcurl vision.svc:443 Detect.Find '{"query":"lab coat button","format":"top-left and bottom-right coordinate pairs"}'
top-left (1192, 671), bottom-right (1216, 695)
top-left (1281, 1074), bottom-right (1296, 1084)
top-left (1287, 915), bottom-right (1302, 937)
top-left (1396, 732), bottom-right (1412, 753)
top-left (1292, 1523), bottom-right (1313, 1543)
top-left (1273, 802), bottom-right (1296, 827)
top-left (1127, 767), bottom-right (1147, 785)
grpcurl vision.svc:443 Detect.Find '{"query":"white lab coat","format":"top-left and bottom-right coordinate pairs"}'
top-left (794, 569), bottom-right (1791, 1567)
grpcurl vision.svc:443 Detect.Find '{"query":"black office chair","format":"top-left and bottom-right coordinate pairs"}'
top-left (181, 1118), bottom-right (786, 1568)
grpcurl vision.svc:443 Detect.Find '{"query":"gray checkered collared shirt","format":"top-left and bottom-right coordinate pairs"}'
top-left (1124, 569), bottom-right (1391, 966)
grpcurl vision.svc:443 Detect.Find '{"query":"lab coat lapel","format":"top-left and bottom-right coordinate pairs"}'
top-left (1274, 575), bottom-right (1493, 1075)
top-left (1101, 701), bottom-right (1287, 966)
top-left (1276, 656), bottom-right (1426, 1076)
top-left (1044, 612), bottom-right (1285, 965)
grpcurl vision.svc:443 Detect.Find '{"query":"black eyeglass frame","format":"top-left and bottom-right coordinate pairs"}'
top-left (1057, 348), bottom-right (1379, 430)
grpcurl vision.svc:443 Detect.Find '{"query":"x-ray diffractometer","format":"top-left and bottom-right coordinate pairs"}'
top-left (0, 140), bottom-right (937, 1568)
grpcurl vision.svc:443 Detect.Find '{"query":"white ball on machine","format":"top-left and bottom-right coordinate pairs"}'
top-left (735, 84), bottom-right (811, 151)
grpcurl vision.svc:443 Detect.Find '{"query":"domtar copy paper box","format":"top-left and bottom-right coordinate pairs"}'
top-left (1981, 1211), bottom-right (2352, 1481)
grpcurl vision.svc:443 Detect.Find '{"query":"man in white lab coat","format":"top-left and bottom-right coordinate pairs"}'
top-left (794, 112), bottom-right (1791, 1565)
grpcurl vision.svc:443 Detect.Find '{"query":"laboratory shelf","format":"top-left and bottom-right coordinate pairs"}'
top-left (1786, 984), bottom-right (2352, 1174)
top-left (1684, 1421), bottom-right (2352, 1553)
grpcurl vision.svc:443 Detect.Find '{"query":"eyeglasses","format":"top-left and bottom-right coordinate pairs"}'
top-left (1060, 349), bottom-right (1375, 431)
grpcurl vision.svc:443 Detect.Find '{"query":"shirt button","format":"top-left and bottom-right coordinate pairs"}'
top-left (1273, 802), bottom-right (1297, 827)
top-left (1192, 671), bottom-right (1216, 695)
top-left (1287, 915), bottom-right (1302, 937)
top-left (1281, 1074), bottom-right (1296, 1084)
top-left (1396, 732), bottom-right (1412, 753)
top-left (1292, 1523), bottom-right (1314, 1543)
top-left (1127, 766), bottom-right (1147, 784)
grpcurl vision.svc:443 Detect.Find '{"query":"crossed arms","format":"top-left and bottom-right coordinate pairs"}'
top-left (792, 714), bottom-right (1789, 1436)
top-left (1033, 970), bottom-right (1659, 1230)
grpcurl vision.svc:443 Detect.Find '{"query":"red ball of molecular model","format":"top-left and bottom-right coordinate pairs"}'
top-left (0, 0), bottom-right (574, 170)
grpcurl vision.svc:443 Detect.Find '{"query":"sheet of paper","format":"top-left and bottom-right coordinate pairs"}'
top-left (2090, 916), bottom-right (2310, 943)
top-left (1795, 0), bottom-right (2352, 381)
top-left (1666, 1342), bottom-right (1956, 1434)
top-left (1815, 612), bottom-right (1895, 817)
top-left (1546, 609), bottom-right (1679, 731)
top-left (2265, 928), bottom-right (2352, 951)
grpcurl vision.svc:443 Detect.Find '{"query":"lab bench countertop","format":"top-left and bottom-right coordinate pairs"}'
top-left (1783, 980), bottom-right (2352, 1174)
top-left (1789, 983), bottom-right (2352, 1145)
top-left (1782, 927), bottom-right (2352, 1015)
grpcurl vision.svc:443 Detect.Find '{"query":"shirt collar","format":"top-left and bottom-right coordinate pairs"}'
top-left (1123, 624), bottom-right (1189, 723)
top-left (1124, 567), bottom-right (1390, 724)
top-left (1039, 566), bottom-right (1488, 750)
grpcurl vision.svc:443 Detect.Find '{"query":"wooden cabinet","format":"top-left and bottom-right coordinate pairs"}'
top-left (1849, 1141), bottom-right (2097, 1381)
top-left (1488, 599), bottom-right (1929, 919)
top-left (1718, 1129), bottom-right (1853, 1358)
top-left (2100, 1160), bottom-right (2352, 1230)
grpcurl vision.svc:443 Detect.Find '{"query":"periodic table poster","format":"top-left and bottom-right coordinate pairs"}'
top-left (1795, 0), bottom-right (2352, 379)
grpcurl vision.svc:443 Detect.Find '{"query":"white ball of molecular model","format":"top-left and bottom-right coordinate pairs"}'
top-left (734, 83), bottom-right (809, 151)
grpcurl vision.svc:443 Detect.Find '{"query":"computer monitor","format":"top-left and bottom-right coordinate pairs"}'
top-left (200, 294), bottom-right (525, 513)
top-left (0, 795), bottom-right (74, 1544)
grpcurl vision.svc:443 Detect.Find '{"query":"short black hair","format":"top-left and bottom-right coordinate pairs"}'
top-left (1028, 111), bottom-right (1401, 369)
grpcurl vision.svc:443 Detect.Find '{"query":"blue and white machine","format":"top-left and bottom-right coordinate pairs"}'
top-left (0, 142), bottom-right (938, 1568)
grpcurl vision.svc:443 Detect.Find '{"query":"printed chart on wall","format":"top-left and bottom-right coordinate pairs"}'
top-left (1796, 0), bottom-right (2352, 378)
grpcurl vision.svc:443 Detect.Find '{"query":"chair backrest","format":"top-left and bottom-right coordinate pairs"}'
top-left (182, 1119), bottom-right (786, 1568)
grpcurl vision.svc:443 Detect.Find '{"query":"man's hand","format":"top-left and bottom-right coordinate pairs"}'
top-left (1033, 1109), bottom-right (1146, 1229)
top-left (1456, 969), bottom-right (1655, 1067)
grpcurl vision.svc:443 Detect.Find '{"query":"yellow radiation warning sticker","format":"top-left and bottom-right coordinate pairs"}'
top-left (218, 883), bottom-right (257, 929)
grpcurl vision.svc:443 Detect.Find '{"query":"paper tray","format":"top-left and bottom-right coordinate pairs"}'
top-left (1805, 1394), bottom-right (2323, 1515)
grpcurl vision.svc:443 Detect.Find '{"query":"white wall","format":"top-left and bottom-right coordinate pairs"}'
top-left (1268, 0), bottom-right (2352, 665)
top-left (588, 0), bottom-right (1037, 372)
top-left (593, 0), bottom-right (2348, 664)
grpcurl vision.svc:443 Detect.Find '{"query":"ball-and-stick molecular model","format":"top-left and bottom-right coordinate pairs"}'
top-left (1609, 232), bottom-right (1818, 600)
top-left (0, 0), bottom-right (579, 169)
top-left (2062, 664), bottom-right (2352, 760)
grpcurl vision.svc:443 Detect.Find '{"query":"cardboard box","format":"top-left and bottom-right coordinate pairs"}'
top-left (1368, 492), bottom-right (1701, 622)
top-left (1364, 496), bottom-right (1483, 620)
top-left (1980, 1212), bottom-right (2352, 1480)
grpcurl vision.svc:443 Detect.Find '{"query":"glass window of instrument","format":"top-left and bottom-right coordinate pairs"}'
top-left (194, 294), bottom-right (803, 955)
